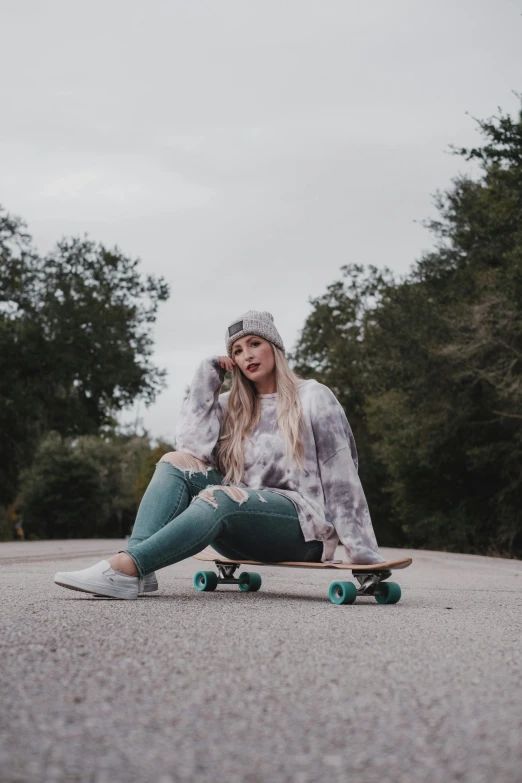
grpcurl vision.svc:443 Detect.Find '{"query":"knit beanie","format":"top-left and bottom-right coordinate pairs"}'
top-left (225, 310), bottom-right (285, 357)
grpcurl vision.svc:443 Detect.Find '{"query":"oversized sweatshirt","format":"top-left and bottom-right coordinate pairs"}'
top-left (175, 357), bottom-right (385, 564)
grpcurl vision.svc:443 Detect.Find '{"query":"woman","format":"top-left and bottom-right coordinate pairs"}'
top-left (54, 310), bottom-right (385, 599)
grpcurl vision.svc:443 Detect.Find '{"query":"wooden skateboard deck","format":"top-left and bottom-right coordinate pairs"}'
top-left (193, 547), bottom-right (412, 605)
top-left (194, 547), bottom-right (412, 571)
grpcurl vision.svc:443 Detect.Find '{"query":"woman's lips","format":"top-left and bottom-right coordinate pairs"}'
top-left (247, 363), bottom-right (260, 372)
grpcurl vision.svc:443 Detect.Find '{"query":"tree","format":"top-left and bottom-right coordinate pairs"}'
top-left (293, 102), bottom-right (522, 556)
top-left (0, 210), bottom-right (43, 504)
top-left (20, 433), bottom-right (108, 539)
top-left (0, 208), bottom-right (170, 507)
top-left (19, 432), bottom-right (172, 539)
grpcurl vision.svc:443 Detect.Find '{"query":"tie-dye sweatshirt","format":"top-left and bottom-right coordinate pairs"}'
top-left (175, 356), bottom-right (385, 564)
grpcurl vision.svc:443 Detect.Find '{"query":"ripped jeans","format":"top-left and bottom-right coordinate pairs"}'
top-left (125, 459), bottom-right (323, 577)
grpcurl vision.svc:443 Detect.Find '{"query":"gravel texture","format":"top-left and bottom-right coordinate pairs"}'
top-left (0, 540), bottom-right (521, 783)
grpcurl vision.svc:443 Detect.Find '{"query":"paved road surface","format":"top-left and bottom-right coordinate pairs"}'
top-left (1, 540), bottom-right (520, 783)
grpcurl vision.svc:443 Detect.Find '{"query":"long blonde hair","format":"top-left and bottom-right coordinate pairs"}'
top-left (216, 345), bottom-right (305, 484)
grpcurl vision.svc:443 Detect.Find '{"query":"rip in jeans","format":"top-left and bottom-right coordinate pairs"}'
top-left (159, 452), bottom-right (212, 478)
top-left (195, 485), bottom-right (250, 509)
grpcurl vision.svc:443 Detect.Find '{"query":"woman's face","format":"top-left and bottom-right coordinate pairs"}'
top-left (231, 335), bottom-right (275, 384)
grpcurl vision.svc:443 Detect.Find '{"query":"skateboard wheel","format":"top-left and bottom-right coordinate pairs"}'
top-left (374, 581), bottom-right (401, 604)
top-left (329, 581), bottom-right (357, 605)
top-left (238, 572), bottom-right (262, 592)
top-left (193, 570), bottom-right (218, 592)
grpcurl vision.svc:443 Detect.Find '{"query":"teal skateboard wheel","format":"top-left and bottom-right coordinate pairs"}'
top-left (374, 581), bottom-right (401, 604)
top-left (329, 581), bottom-right (357, 605)
top-left (238, 572), bottom-right (262, 592)
top-left (194, 570), bottom-right (218, 592)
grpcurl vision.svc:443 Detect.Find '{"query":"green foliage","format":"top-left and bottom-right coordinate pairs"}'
top-left (21, 434), bottom-right (106, 539)
top-left (293, 103), bottom-right (522, 557)
top-left (0, 505), bottom-right (12, 541)
top-left (19, 432), bottom-right (172, 539)
top-left (0, 213), bottom-right (169, 507)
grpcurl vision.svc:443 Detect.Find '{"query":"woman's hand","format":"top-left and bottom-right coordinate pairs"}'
top-left (218, 355), bottom-right (235, 372)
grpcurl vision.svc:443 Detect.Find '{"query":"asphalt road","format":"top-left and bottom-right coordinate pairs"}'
top-left (1, 540), bottom-right (520, 783)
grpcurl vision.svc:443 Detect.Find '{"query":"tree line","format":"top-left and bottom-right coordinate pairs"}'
top-left (1, 102), bottom-right (521, 556)
top-left (0, 211), bottom-right (170, 539)
top-left (292, 104), bottom-right (522, 557)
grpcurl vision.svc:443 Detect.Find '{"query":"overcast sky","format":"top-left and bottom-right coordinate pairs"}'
top-left (2, 0), bottom-right (521, 443)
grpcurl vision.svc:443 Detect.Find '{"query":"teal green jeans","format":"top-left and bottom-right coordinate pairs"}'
top-left (125, 461), bottom-right (323, 577)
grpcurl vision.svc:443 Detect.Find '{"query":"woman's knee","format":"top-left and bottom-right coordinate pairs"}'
top-left (159, 451), bottom-right (209, 474)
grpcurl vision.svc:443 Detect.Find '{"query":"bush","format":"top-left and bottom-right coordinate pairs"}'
top-left (18, 432), bottom-right (174, 540)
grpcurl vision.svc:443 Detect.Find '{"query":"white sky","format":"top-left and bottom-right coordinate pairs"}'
top-left (1, 0), bottom-right (521, 443)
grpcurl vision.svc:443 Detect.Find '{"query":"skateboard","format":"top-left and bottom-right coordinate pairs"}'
top-left (193, 547), bottom-right (412, 605)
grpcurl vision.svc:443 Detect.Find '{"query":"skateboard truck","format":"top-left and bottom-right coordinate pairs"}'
top-left (193, 562), bottom-right (262, 593)
top-left (216, 563), bottom-right (241, 584)
top-left (353, 570), bottom-right (392, 596)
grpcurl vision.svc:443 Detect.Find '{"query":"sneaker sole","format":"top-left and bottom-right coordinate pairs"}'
top-left (93, 591), bottom-right (157, 598)
top-left (94, 578), bottom-right (158, 598)
top-left (54, 576), bottom-right (137, 600)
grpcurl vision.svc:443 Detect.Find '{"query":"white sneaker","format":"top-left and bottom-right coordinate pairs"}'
top-left (54, 560), bottom-right (139, 600)
top-left (139, 572), bottom-right (159, 595)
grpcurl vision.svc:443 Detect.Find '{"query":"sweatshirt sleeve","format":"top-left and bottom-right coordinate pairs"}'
top-left (175, 356), bottom-right (226, 465)
top-left (310, 384), bottom-right (386, 564)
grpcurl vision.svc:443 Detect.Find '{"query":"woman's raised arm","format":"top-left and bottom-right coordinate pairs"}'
top-left (175, 356), bottom-right (229, 464)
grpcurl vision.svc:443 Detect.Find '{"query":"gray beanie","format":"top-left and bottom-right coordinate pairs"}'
top-left (226, 310), bottom-right (285, 357)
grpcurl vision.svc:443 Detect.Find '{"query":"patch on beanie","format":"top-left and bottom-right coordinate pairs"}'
top-left (228, 321), bottom-right (243, 337)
